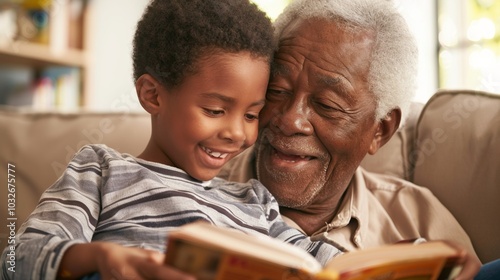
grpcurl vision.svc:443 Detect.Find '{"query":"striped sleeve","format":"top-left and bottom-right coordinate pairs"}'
top-left (249, 180), bottom-right (342, 266)
top-left (1, 145), bottom-right (104, 280)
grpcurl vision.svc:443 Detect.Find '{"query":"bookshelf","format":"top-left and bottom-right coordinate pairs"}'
top-left (0, 0), bottom-right (88, 109)
top-left (0, 41), bottom-right (86, 68)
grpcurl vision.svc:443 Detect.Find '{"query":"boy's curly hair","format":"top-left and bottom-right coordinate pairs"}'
top-left (133, 0), bottom-right (275, 88)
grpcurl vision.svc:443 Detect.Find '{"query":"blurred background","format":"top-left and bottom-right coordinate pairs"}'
top-left (0, 0), bottom-right (498, 111)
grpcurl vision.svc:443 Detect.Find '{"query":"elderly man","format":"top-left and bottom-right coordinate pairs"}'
top-left (220, 0), bottom-right (483, 277)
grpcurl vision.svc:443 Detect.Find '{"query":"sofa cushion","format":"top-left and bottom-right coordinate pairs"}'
top-left (412, 90), bottom-right (500, 263)
top-left (0, 107), bottom-right (150, 250)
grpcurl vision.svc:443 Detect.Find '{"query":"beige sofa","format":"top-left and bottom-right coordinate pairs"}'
top-left (1, 89), bottom-right (499, 263)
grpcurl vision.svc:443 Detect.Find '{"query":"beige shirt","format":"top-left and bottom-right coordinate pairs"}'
top-left (219, 148), bottom-right (477, 257)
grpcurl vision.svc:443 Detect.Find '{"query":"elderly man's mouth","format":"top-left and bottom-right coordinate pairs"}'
top-left (271, 147), bottom-right (314, 162)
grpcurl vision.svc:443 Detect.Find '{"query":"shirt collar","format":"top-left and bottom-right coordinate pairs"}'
top-left (325, 168), bottom-right (370, 246)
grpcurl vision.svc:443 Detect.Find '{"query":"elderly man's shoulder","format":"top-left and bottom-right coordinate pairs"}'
top-left (357, 167), bottom-right (433, 197)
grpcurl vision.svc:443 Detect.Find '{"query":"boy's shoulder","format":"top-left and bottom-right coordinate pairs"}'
top-left (212, 176), bottom-right (262, 189)
top-left (212, 177), bottom-right (275, 200)
top-left (75, 143), bottom-right (118, 156)
top-left (71, 144), bottom-right (130, 165)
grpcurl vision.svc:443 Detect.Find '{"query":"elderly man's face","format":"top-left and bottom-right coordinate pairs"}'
top-left (256, 18), bottom-right (381, 208)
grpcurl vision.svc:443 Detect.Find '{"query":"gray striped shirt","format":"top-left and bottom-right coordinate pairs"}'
top-left (1, 144), bottom-right (340, 279)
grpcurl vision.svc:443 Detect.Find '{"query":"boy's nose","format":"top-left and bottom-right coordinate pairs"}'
top-left (220, 119), bottom-right (246, 143)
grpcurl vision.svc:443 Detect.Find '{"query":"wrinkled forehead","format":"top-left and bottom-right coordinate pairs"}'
top-left (273, 18), bottom-right (375, 82)
top-left (278, 18), bottom-right (376, 57)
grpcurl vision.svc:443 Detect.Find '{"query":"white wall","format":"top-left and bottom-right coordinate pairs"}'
top-left (84, 0), bottom-right (438, 110)
top-left (395, 0), bottom-right (439, 104)
top-left (85, 0), bottom-right (148, 111)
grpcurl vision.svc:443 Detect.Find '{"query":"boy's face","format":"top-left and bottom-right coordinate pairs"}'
top-left (151, 52), bottom-right (269, 181)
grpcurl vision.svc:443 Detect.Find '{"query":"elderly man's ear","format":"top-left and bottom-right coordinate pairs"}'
top-left (368, 108), bottom-right (401, 155)
top-left (136, 74), bottom-right (162, 114)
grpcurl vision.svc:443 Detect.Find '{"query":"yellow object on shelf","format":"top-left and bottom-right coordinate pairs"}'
top-left (17, 0), bottom-right (52, 45)
top-left (21, 0), bottom-right (52, 10)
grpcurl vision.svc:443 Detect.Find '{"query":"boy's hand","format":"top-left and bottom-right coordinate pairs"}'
top-left (96, 243), bottom-right (195, 280)
top-left (58, 242), bottom-right (196, 280)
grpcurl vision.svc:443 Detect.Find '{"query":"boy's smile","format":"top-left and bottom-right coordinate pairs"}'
top-left (138, 51), bottom-right (269, 181)
top-left (198, 145), bottom-right (235, 172)
top-left (201, 146), bottom-right (229, 159)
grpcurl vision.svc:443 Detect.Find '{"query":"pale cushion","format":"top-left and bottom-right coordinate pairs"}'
top-left (413, 90), bottom-right (500, 263)
top-left (0, 107), bottom-right (150, 250)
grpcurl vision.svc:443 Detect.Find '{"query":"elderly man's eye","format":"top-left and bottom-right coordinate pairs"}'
top-left (318, 102), bottom-right (336, 111)
top-left (267, 89), bottom-right (286, 95)
top-left (266, 89), bottom-right (290, 100)
top-left (314, 99), bottom-right (346, 117)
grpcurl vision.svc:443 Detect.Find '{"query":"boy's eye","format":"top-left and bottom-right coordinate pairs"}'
top-left (245, 113), bottom-right (259, 121)
top-left (204, 108), bottom-right (225, 117)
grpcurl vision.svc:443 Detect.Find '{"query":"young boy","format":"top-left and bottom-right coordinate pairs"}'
top-left (0, 0), bottom-right (341, 279)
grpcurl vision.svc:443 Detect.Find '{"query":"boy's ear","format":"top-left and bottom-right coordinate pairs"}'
top-left (136, 74), bottom-right (163, 114)
top-left (368, 108), bottom-right (401, 155)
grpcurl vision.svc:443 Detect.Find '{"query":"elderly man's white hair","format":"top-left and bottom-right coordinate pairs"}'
top-left (274, 0), bottom-right (418, 125)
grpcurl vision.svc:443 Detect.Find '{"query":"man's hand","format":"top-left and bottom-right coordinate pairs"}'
top-left (440, 240), bottom-right (481, 280)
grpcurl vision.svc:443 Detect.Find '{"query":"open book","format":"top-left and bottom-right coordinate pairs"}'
top-left (164, 221), bottom-right (462, 280)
